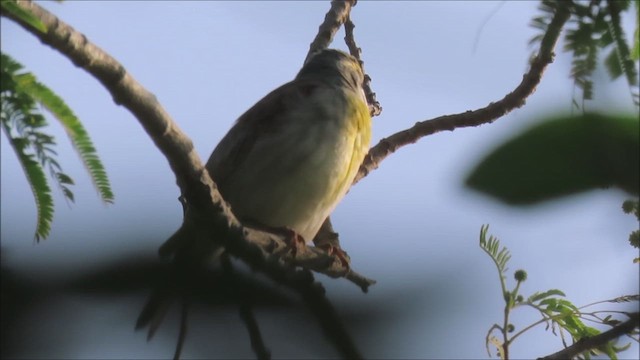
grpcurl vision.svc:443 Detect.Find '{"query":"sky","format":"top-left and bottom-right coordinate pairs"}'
top-left (1, 1), bottom-right (639, 359)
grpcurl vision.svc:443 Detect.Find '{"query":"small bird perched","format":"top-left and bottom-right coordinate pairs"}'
top-left (143, 49), bottom-right (370, 336)
top-left (206, 49), bottom-right (371, 249)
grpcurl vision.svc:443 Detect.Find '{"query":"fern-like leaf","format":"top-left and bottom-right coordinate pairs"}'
top-left (532, 0), bottom-right (638, 109)
top-left (632, 1), bottom-right (639, 61)
top-left (1, 123), bottom-right (53, 240)
top-left (605, 0), bottom-right (639, 107)
top-left (1, 52), bottom-right (114, 240)
top-left (14, 72), bottom-right (114, 203)
top-left (479, 225), bottom-right (511, 278)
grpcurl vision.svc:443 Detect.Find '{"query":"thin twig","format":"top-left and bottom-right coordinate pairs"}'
top-left (297, 273), bottom-right (363, 360)
top-left (173, 299), bottom-right (189, 360)
top-left (305, 0), bottom-right (356, 63)
top-left (238, 304), bottom-right (271, 360)
top-left (538, 312), bottom-right (639, 360)
top-left (353, 3), bottom-right (572, 185)
top-left (221, 254), bottom-right (271, 360)
top-left (344, 14), bottom-right (382, 117)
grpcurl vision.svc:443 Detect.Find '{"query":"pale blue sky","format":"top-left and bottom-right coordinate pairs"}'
top-left (1, 2), bottom-right (638, 358)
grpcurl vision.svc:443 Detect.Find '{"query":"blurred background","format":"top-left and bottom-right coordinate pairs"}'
top-left (1, 2), bottom-right (638, 359)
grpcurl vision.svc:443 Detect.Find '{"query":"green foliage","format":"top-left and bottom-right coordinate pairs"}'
top-left (0, 122), bottom-right (54, 240)
top-left (633, 1), bottom-right (640, 61)
top-left (0, 0), bottom-right (47, 33)
top-left (622, 199), bottom-right (640, 262)
top-left (479, 225), bottom-right (511, 280)
top-left (466, 113), bottom-right (639, 205)
top-left (480, 225), bottom-right (638, 359)
top-left (14, 69), bottom-right (115, 204)
top-left (530, 0), bottom-right (639, 108)
top-left (1, 53), bottom-right (114, 240)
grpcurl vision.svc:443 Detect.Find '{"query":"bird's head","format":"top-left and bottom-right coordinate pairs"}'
top-left (296, 49), bottom-right (364, 91)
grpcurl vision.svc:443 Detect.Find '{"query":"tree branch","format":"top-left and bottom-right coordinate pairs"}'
top-left (305, 0), bottom-right (356, 63)
top-left (353, 2), bottom-right (571, 184)
top-left (2, 0), bottom-right (374, 289)
top-left (3, 2), bottom-right (367, 357)
top-left (538, 312), bottom-right (639, 360)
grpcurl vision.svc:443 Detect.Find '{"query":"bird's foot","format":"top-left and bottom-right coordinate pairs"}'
top-left (241, 219), bottom-right (307, 258)
top-left (317, 243), bottom-right (351, 269)
top-left (278, 227), bottom-right (306, 258)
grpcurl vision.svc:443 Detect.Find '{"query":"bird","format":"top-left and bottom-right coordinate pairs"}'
top-left (206, 49), bottom-right (371, 251)
top-left (143, 49), bottom-right (370, 338)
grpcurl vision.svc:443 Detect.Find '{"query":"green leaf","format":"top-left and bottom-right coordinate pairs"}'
top-left (1, 123), bottom-right (54, 240)
top-left (528, 289), bottom-right (566, 303)
top-left (62, 187), bottom-right (75, 203)
top-left (479, 225), bottom-right (512, 275)
top-left (2, 52), bottom-right (114, 240)
top-left (633, 2), bottom-right (639, 61)
top-left (466, 113), bottom-right (640, 205)
top-left (56, 172), bottom-right (75, 185)
top-left (605, 48), bottom-right (623, 80)
top-left (605, 2), bottom-right (639, 86)
top-left (0, 0), bottom-right (47, 33)
top-left (14, 72), bottom-right (114, 204)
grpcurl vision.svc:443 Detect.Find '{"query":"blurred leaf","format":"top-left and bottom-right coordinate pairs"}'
top-left (605, 48), bottom-right (623, 80)
top-left (605, 0), bottom-right (639, 87)
top-left (633, 1), bottom-right (639, 61)
top-left (466, 113), bottom-right (639, 205)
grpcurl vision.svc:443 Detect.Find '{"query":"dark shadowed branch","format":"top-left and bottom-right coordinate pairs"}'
top-left (173, 300), bottom-right (189, 360)
top-left (222, 253), bottom-right (271, 360)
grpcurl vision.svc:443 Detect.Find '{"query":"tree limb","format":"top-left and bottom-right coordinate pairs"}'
top-left (2, 2), bottom-right (367, 357)
top-left (353, 2), bottom-right (572, 184)
top-left (538, 312), bottom-right (639, 360)
top-left (1, 0), bottom-right (374, 289)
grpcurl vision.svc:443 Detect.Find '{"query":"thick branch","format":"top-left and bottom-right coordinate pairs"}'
top-left (4, 2), bottom-right (369, 357)
top-left (2, 0), bottom-right (375, 290)
top-left (539, 312), bottom-right (639, 360)
top-left (353, 3), bottom-right (571, 184)
top-left (4, 1), bottom-right (209, 201)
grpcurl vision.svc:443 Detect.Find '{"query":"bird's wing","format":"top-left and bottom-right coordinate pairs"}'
top-left (205, 78), bottom-right (322, 189)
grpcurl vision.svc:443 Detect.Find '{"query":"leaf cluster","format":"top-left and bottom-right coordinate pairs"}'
top-left (531, 0), bottom-right (640, 108)
top-left (481, 225), bottom-right (637, 359)
top-left (622, 199), bottom-right (640, 262)
top-left (1, 53), bottom-right (114, 240)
